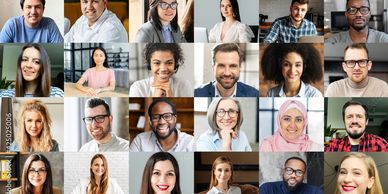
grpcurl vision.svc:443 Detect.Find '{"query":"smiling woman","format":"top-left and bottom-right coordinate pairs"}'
top-left (206, 156), bottom-right (241, 194)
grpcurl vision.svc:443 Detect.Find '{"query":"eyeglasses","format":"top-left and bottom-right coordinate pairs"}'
top-left (159, 2), bottom-right (178, 10)
top-left (284, 167), bottom-right (304, 177)
top-left (346, 6), bottom-right (370, 15)
top-left (83, 114), bottom-right (109, 124)
top-left (216, 109), bottom-right (239, 118)
top-left (343, 59), bottom-right (369, 68)
top-left (151, 113), bottom-right (175, 122)
top-left (28, 169), bottom-right (47, 176)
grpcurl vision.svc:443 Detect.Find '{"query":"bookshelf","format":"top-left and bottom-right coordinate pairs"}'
top-left (0, 152), bottom-right (19, 193)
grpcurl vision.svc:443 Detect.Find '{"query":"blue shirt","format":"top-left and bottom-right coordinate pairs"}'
top-left (0, 16), bottom-right (63, 43)
top-left (9, 139), bottom-right (59, 152)
top-left (260, 181), bottom-right (323, 194)
top-left (161, 25), bottom-right (174, 43)
top-left (267, 81), bottom-right (322, 97)
top-left (196, 129), bottom-right (252, 151)
top-left (264, 16), bottom-right (317, 43)
top-left (0, 86), bottom-right (64, 97)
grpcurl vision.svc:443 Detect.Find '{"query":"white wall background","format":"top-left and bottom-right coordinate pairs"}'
top-left (0, 0), bottom-right (65, 36)
top-left (129, 152), bottom-right (194, 194)
top-left (64, 152), bottom-right (129, 194)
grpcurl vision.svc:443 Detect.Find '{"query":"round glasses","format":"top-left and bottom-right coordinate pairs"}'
top-left (284, 167), bottom-right (304, 177)
top-left (83, 114), bottom-right (109, 124)
top-left (159, 2), bottom-right (178, 10)
top-left (346, 6), bottom-right (370, 15)
top-left (216, 109), bottom-right (239, 118)
top-left (151, 113), bottom-right (175, 122)
top-left (343, 59), bottom-right (369, 68)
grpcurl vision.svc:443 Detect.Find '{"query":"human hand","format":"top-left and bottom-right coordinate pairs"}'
top-left (86, 88), bottom-right (98, 96)
top-left (219, 129), bottom-right (237, 151)
top-left (152, 82), bottom-right (173, 97)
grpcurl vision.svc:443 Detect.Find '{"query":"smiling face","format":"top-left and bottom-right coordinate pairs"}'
top-left (150, 51), bottom-right (175, 83)
top-left (150, 102), bottom-right (176, 139)
top-left (91, 157), bottom-right (105, 178)
top-left (157, 0), bottom-right (177, 26)
top-left (93, 49), bottom-right (106, 67)
top-left (213, 51), bottom-right (240, 90)
top-left (280, 108), bottom-right (305, 140)
top-left (342, 48), bottom-right (371, 83)
top-left (337, 157), bottom-right (374, 194)
top-left (84, 105), bottom-right (112, 141)
top-left (28, 161), bottom-right (47, 189)
top-left (214, 162), bottom-right (232, 185)
top-left (345, 0), bottom-right (371, 31)
top-left (220, 0), bottom-right (234, 18)
top-left (281, 52), bottom-right (304, 85)
top-left (21, 47), bottom-right (41, 83)
top-left (80, 0), bottom-right (107, 25)
top-left (344, 105), bottom-right (368, 140)
top-left (151, 160), bottom-right (176, 194)
top-left (24, 110), bottom-right (44, 138)
top-left (22, 0), bottom-right (44, 28)
top-left (216, 99), bottom-right (238, 131)
top-left (289, 2), bottom-right (308, 23)
top-left (283, 159), bottom-right (305, 191)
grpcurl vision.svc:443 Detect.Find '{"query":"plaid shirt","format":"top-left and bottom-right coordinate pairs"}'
top-left (325, 133), bottom-right (388, 152)
top-left (263, 16), bottom-right (317, 43)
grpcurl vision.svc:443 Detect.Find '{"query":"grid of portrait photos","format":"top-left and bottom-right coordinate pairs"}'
top-left (1, 0), bottom-right (388, 194)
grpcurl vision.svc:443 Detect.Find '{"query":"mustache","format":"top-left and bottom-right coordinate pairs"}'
top-left (349, 122), bottom-right (362, 127)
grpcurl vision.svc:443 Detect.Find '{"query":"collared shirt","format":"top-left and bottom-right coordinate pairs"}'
top-left (207, 186), bottom-right (241, 194)
top-left (65, 9), bottom-right (128, 43)
top-left (264, 16), bottom-right (317, 43)
top-left (260, 181), bottom-right (323, 194)
top-left (267, 81), bottom-right (322, 97)
top-left (196, 129), bottom-right (252, 151)
top-left (213, 81), bottom-right (237, 97)
top-left (129, 129), bottom-right (193, 152)
top-left (79, 133), bottom-right (129, 152)
top-left (325, 133), bottom-right (388, 152)
top-left (161, 25), bottom-right (174, 43)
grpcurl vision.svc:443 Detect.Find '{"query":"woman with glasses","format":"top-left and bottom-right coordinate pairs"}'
top-left (260, 99), bottom-right (322, 152)
top-left (335, 153), bottom-right (383, 194)
top-left (261, 43), bottom-right (323, 97)
top-left (196, 98), bottom-right (251, 151)
top-left (0, 44), bottom-right (63, 97)
top-left (136, 0), bottom-right (187, 43)
top-left (208, 0), bottom-right (254, 43)
top-left (129, 43), bottom-right (192, 97)
top-left (10, 99), bottom-right (59, 152)
top-left (206, 156), bottom-right (241, 194)
top-left (71, 154), bottom-right (124, 194)
top-left (11, 154), bottom-right (61, 194)
top-left (75, 47), bottom-right (116, 96)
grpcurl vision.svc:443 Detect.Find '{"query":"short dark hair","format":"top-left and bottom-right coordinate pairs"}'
top-left (285, 156), bottom-right (306, 171)
top-left (85, 98), bottom-right (111, 115)
top-left (148, 98), bottom-right (177, 117)
top-left (346, 0), bottom-right (370, 8)
top-left (219, 0), bottom-right (241, 22)
top-left (342, 100), bottom-right (369, 121)
top-left (90, 47), bottom-right (109, 68)
top-left (144, 43), bottom-right (184, 72)
top-left (291, 0), bottom-right (309, 6)
top-left (344, 43), bottom-right (369, 59)
top-left (148, 0), bottom-right (179, 31)
top-left (261, 43), bottom-right (323, 84)
top-left (212, 43), bottom-right (243, 65)
top-left (20, 0), bottom-right (45, 9)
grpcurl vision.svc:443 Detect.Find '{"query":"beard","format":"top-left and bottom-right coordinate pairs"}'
top-left (283, 176), bottom-right (302, 191)
top-left (216, 75), bottom-right (239, 90)
top-left (90, 125), bottom-right (111, 140)
top-left (153, 126), bottom-right (176, 140)
top-left (349, 17), bottom-right (369, 31)
top-left (346, 129), bottom-right (365, 139)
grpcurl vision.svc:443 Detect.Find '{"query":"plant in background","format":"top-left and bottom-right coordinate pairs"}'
top-left (0, 77), bottom-right (14, 89)
top-left (324, 124), bottom-right (338, 141)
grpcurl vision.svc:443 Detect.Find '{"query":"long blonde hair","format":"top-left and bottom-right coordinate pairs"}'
top-left (209, 156), bottom-right (234, 190)
top-left (16, 99), bottom-right (53, 152)
top-left (334, 153), bottom-right (383, 194)
top-left (87, 154), bottom-right (109, 194)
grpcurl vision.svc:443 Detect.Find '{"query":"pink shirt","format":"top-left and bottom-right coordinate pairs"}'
top-left (82, 68), bottom-right (115, 88)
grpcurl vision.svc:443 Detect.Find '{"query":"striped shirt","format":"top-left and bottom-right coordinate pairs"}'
top-left (0, 86), bottom-right (64, 97)
top-left (325, 133), bottom-right (388, 152)
top-left (264, 16), bottom-right (317, 43)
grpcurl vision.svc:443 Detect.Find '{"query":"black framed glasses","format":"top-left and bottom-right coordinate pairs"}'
top-left (151, 113), bottom-right (176, 122)
top-left (28, 168), bottom-right (47, 176)
top-left (343, 59), bottom-right (369, 68)
top-left (159, 2), bottom-right (178, 10)
top-left (284, 167), bottom-right (304, 177)
top-left (83, 114), bottom-right (109, 124)
top-left (346, 6), bottom-right (370, 15)
top-left (216, 109), bottom-right (239, 118)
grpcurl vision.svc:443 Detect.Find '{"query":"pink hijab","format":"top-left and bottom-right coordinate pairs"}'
top-left (269, 100), bottom-right (312, 151)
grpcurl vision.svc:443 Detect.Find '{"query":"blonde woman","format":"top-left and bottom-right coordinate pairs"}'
top-left (207, 156), bottom-right (241, 194)
top-left (10, 99), bottom-right (59, 152)
top-left (72, 154), bottom-right (124, 194)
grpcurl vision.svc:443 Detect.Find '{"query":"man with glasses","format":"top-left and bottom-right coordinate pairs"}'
top-left (326, 0), bottom-right (388, 43)
top-left (260, 157), bottom-right (323, 194)
top-left (65, 0), bottom-right (128, 42)
top-left (80, 98), bottom-right (129, 151)
top-left (129, 98), bottom-right (193, 152)
top-left (326, 43), bottom-right (388, 97)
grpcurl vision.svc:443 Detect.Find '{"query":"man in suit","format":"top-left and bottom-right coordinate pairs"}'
top-left (195, 43), bottom-right (259, 97)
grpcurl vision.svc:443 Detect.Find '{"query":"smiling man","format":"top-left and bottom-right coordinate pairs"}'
top-left (65, 0), bottom-right (128, 42)
top-left (325, 100), bottom-right (388, 152)
top-left (326, 43), bottom-right (388, 97)
top-left (129, 98), bottom-right (193, 152)
top-left (0, 0), bottom-right (63, 43)
top-left (80, 98), bottom-right (129, 152)
top-left (260, 157), bottom-right (323, 194)
top-left (263, 0), bottom-right (317, 43)
top-left (326, 0), bottom-right (388, 43)
top-left (194, 43), bottom-right (259, 97)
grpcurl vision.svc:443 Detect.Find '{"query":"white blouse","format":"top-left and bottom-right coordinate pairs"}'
top-left (71, 178), bottom-right (124, 194)
top-left (208, 21), bottom-right (254, 43)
